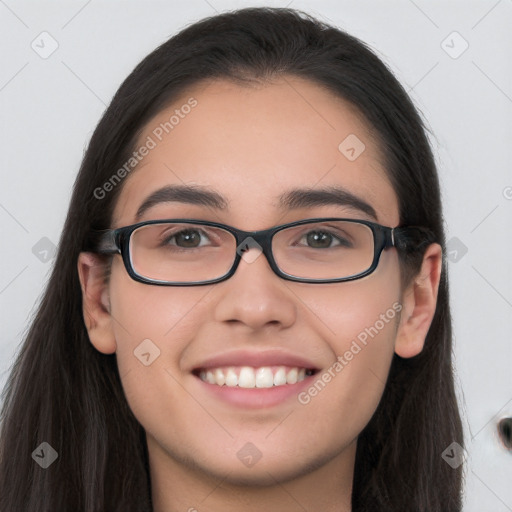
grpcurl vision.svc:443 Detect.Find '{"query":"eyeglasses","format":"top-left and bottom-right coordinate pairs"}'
top-left (93, 218), bottom-right (435, 286)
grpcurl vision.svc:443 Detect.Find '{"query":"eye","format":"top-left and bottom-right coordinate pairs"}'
top-left (163, 228), bottom-right (211, 248)
top-left (299, 229), bottom-right (352, 249)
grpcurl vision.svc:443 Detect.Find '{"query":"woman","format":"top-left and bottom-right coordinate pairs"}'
top-left (0, 7), bottom-right (464, 511)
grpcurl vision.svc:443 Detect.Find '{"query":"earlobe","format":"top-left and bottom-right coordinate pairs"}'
top-left (77, 252), bottom-right (117, 354)
top-left (394, 243), bottom-right (443, 359)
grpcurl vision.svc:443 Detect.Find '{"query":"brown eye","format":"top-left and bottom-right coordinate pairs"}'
top-left (306, 231), bottom-right (333, 248)
top-left (300, 230), bottom-right (352, 249)
top-left (172, 229), bottom-right (202, 247)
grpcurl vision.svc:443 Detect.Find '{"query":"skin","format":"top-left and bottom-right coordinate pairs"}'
top-left (78, 76), bottom-right (442, 512)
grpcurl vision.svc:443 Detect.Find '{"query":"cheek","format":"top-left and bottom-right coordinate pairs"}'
top-left (109, 257), bottom-right (212, 342)
top-left (298, 250), bottom-right (401, 351)
top-left (106, 261), bottom-right (217, 441)
top-left (107, 257), bottom-right (212, 385)
top-left (294, 313), bottom-right (398, 455)
top-left (294, 251), bottom-right (402, 429)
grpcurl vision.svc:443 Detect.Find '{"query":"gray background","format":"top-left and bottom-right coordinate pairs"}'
top-left (1, 1), bottom-right (511, 510)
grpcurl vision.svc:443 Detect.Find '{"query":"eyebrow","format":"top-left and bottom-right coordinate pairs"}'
top-left (135, 184), bottom-right (377, 221)
top-left (278, 186), bottom-right (377, 220)
top-left (136, 185), bottom-right (228, 220)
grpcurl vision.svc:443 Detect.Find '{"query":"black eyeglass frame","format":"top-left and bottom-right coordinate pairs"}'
top-left (93, 218), bottom-right (436, 286)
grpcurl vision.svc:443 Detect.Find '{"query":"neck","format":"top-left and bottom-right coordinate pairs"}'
top-left (148, 435), bottom-right (356, 512)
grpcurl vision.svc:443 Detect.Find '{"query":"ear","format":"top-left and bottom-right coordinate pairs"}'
top-left (394, 243), bottom-right (443, 358)
top-left (77, 252), bottom-right (117, 354)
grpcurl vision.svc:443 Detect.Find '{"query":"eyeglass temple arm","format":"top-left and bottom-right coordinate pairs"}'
top-left (391, 226), bottom-right (437, 253)
top-left (92, 230), bottom-right (120, 254)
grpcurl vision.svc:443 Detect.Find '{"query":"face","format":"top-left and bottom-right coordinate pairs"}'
top-left (82, 76), bottom-right (419, 488)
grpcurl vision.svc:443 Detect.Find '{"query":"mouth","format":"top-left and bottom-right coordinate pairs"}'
top-left (194, 365), bottom-right (317, 389)
top-left (190, 350), bottom-right (321, 408)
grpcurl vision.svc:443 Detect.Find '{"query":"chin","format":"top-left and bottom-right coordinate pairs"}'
top-left (196, 448), bottom-right (333, 488)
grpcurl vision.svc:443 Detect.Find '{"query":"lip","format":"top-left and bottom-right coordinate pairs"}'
top-left (195, 376), bottom-right (315, 408)
top-left (190, 349), bottom-right (320, 409)
top-left (191, 349), bottom-right (319, 373)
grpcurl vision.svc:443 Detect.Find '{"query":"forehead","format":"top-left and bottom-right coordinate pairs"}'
top-left (113, 76), bottom-right (399, 227)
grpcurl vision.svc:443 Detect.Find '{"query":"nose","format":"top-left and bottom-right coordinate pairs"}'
top-left (213, 247), bottom-right (297, 331)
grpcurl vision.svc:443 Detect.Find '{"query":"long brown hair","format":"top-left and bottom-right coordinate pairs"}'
top-left (0, 7), bottom-right (464, 511)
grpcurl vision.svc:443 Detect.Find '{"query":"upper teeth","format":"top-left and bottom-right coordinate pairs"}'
top-left (198, 366), bottom-right (311, 388)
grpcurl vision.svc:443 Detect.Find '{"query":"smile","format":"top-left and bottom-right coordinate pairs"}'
top-left (197, 366), bottom-right (315, 388)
